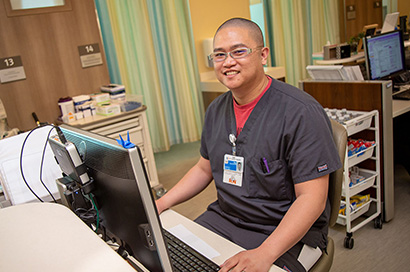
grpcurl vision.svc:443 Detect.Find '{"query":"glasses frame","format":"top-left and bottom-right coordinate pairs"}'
top-left (208, 46), bottom-right (263, 63)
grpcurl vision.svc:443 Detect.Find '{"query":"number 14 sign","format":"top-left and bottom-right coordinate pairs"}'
top-left (78, 43), bottom-right (103, 68)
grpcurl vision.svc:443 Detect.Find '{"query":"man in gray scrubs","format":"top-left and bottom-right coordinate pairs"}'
top-left (156, 18), bottom-right (341, 272)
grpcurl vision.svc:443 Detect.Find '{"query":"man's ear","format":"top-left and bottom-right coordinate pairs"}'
top-left (260, 47), bottom-right (269, 65)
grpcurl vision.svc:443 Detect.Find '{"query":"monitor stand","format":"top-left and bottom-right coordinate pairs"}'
top-left (399, 16), bottom-right (409, 41)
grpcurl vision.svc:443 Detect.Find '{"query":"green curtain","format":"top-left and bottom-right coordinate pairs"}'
top-left (266, 0), bottom-right (340, 86)
top-left (95, 0), bottom-right (203, 152)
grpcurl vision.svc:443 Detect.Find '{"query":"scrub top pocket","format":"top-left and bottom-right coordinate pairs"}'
top-left (247, 157), bottom-right (291, 200)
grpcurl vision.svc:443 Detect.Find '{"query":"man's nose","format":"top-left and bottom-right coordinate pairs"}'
top-left (223, 54), bottom-right (237, 66)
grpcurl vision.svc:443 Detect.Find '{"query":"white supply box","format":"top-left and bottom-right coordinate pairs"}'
top-left (96, 103), bottom-right (121, 116)
top-left (91, 93), bottom-right (110, 105)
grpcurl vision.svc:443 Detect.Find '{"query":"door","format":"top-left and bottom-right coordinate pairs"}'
top-left (0, 0), bottom-right (110, 130)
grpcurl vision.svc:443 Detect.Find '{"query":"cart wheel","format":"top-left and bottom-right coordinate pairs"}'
top-left (344, 236), bottom-right (354, 249)
top-left (374, 217), bottom-right (383, 229)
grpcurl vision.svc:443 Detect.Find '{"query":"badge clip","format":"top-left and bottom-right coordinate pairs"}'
top-left (229, 134), bottom-right (236, 156)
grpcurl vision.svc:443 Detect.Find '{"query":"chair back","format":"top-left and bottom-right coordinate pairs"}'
top-left (328, 119), bottom-right (347, 227)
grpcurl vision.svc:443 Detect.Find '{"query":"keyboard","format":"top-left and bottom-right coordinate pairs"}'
top-left (164, 229), bottom-right (220, 272)
top-left (393, 86), bottom-right (410, 100)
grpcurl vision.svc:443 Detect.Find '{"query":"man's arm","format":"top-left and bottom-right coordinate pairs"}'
top-left (219, 174), bottom-right (329, 272)
top-left (156, 156), bottom-right (213, 214)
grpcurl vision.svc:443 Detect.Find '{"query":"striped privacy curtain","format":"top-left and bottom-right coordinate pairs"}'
top-left (95, 0), bottom-right (204, 152)
top-left (265, 0), bottom-right (340, 86)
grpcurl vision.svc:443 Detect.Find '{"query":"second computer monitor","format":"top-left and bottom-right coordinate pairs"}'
top-left (364, 30), bottom-right (406, 81)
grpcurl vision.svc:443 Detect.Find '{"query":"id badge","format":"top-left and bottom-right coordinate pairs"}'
top-left (223, 154), bottom-right (244, 187)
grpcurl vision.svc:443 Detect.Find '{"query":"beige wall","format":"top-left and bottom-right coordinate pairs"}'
top-left (398, 0), bottom-right (410, 19)
top-left (188, 0), bottom-right (251, 74)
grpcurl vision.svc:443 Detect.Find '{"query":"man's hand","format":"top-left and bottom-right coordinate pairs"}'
top-left (155, 199), bottom-right (165, 214)
top-left (219, 248), bottom-right (273, 272)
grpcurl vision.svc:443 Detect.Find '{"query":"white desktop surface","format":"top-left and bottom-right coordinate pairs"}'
top-left (0, 203), bottom-right (135, 272)
top-left (314, 39), bottom-right (409, 65)
top-left (315, 51), bottom-right (365, 65)
top-left (393, 99), bottom-right (410, 118)
top-left (0, 203), bottom-right (285, 272)
top-left (161, 209), bottom-right (285, 272)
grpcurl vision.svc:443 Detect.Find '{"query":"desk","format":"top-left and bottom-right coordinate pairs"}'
top-left (314, 40), bottom-right (410, 65)
top-left (0, 203), bottom-right (285, 272)
top-left (315, 52), bottom-right (365, 65)
top-left (161, 210), bottom-right (284, 272)
top-left (393, 99), bottom-right (410, 118)
top-left (0, 203), bottom-right (135, 272)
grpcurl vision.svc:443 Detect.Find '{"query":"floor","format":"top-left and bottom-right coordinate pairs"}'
top-left (154, 141), bottom-right (410, 271)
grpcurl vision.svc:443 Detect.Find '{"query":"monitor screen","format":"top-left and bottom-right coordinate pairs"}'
top-left (364, 30), bottom-right (406, 80)
top-left (55, 124), bottom-right (173, 272)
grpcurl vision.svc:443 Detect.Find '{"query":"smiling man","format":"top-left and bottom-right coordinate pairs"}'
top-left (156, 18), bottom-right (341, 272)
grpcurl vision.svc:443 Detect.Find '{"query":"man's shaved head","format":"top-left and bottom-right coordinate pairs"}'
top-left (214, 18), bottom-right (264, 47)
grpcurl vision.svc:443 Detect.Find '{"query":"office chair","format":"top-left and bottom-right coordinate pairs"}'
top-left (310, 119), bottom-right (347, 272)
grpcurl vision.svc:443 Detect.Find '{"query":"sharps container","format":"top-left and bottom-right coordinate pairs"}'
top-left (58, 97), bottom-right (75, 116)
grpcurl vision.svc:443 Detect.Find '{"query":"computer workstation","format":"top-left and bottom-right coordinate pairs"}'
top-left (45, 124), bottom-right (283, 272)
top-left (363, 29), bottom-right (410, 100)
top-left (301, 30), bottom-right (410, 223)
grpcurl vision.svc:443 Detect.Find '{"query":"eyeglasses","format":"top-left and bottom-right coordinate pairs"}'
top-left (208, 47), bottom-right (263, 62)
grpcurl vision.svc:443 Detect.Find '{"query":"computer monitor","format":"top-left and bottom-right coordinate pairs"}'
top-left (53, 124), bottom-right (173, 272)
top-left (364, 30), bottom-right (406, 81)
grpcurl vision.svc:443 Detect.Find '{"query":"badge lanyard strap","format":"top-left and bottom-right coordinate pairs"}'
top-left (229, 134), bottom-right (236, 156)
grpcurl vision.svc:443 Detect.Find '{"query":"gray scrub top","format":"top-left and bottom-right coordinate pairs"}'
top-left (200, 77), bottom-right (342, 249)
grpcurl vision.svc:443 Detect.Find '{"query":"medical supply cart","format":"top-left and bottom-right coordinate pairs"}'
top-left (326, 109), bottom-right (382, 249)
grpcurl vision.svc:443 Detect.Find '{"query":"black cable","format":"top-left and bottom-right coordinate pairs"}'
top-left (70, 189), bottom-right (98, 229)
top-left (19, 124), bottom-right (57, 203)
top-left (102, 225), bottom-right (107, 241)
top-left (55, 126), bottom-right (67, 144)
top-left (106, 242), bottom-right (120, 248)
top-left (88, 193), bottom-right (99, 231)
top-left (39, 126), bottom-right (57, 203)
top-left (75, 207), bottom-right (97, 222)
top-left (20, 126), bottom-right (47, 202)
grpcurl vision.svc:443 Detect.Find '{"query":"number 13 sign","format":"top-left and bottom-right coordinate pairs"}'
top-left (0, 56), bottom-right (26, 83)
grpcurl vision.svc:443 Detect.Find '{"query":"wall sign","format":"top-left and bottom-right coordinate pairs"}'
top-left (0, 56), bottom-right (26, 83)
top-left (78, 43), bottom-right (103, 68)
top-left (346, 5), bottom-right (356, 20)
